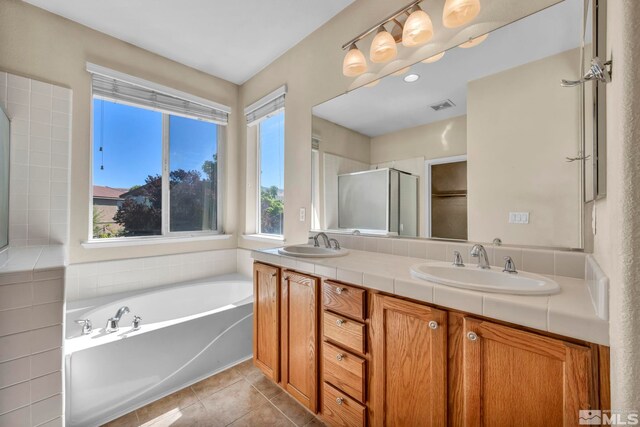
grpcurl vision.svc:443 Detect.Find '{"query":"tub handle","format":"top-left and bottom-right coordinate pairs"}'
top-left (132, 315), bottom-right (142, 331)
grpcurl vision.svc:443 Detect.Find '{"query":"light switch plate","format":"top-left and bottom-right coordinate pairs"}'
top-left (509, 212), bottom-right (529, 224)
top-left (299, 207), bottom-right (306, 222)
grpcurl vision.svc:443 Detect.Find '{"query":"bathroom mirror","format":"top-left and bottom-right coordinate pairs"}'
top-left (311, 0), bottom-right (588, 249)
top-left (0, 105), bottom-right (9, 251)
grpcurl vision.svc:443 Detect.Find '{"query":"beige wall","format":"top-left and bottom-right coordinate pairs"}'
top-left (0, 0), bottom-right (240, 263)
top-left (370, 115), bottom-right (467, 164)
top-left (467, 48), bottom-right (582, 249)
top-left (312, 116), bottom-right (370, 163)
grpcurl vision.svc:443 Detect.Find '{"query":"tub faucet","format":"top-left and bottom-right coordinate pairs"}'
top-left (313, 232), bottom-right (331, 248)
top-left (470, 244), bottom-right (491, 269)
top-left (105, 306), bottom-right (130, 333)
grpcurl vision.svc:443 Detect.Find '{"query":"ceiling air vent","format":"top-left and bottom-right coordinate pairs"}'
top-left (429, 99), bottom-right (456, 111)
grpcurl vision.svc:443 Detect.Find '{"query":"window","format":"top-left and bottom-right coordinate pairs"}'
top-left (244, 85), bottom-right (287, 237)
top-left (257, 111), bottom-right (285, 235)
top-left (89, 64), bottom-right (229, 240)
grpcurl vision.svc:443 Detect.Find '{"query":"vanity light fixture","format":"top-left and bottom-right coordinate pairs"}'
top-left (443, 0), bottom-right (481, 28)
top-left (392, 66), bottom-right (411, 76)
top-left (403, 73), bottom-right (420, 83)
top-left (459, 33), bottom-right (488, 48)
top-left (422, 51), bottom-right (445, 63)
top-left (342, 43), bottom-right (368, 77)
top-left (370, 26), bottom-right (398, 63)
top-left (402, 6), bottom-right (434, 47)
top-left (341, 0), bottom-right (481, 76)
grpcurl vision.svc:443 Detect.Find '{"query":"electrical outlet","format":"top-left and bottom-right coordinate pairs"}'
top-left (299, 207), bottom-right (306, 222)
top-left (509, 212), bottom-right (529, 224)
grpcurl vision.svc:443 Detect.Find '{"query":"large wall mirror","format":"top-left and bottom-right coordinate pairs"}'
top-left (312, 0), bottom-right (596, 250)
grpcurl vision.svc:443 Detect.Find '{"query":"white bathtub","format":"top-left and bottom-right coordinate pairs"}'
top-left (64, 274), bottom-right (253, 427)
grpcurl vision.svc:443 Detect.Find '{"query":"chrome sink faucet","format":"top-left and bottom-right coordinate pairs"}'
top-left (313, 232), bottom-right (331, 248)
top-left (470, 244), bottom-right (491, 269)
top-left (105, 306), bottom-right (130, 333)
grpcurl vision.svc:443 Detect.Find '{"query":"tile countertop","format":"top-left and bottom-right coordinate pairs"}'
top-left (252, 248), bottom-right (609, 346)
top-left (0, 245), bottom-right (67, 285)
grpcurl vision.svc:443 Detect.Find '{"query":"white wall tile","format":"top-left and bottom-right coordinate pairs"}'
top-left (7, 74), bottom-right (29, 91)
top-left (0, 356), bottom-right (30, 389)
top-left (30, 394), bottom-right (62, 426)
top-left (0, 331), bottom-right (32, 363)
top-left (0, 283), bottom-right (32, 311)
top-left (29, 326), bottom-right (62, 354)
top-left (30, 349), bottom-right (61, 379)
top-left (0, 405), bottom-right (30, 426)
top-left (0, 381), bottom-right (30, 415)
top-left (0, 307), bottom-right (32, 337)
top-left (30, 372), bottom-right (61, 403)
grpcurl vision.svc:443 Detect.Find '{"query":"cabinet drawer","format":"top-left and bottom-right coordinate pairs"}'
top-left (322, 382), bottom-right (366, 427)
top-left (323, 342), bottom-right (366, 403)
top-left (323, 281), bottom-right (366, 321)
top-left (324, 311), bottom-right (366, 354)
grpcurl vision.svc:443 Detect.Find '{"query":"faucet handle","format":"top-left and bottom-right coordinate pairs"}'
top-left (503, 256), bottom-right (518, 274)
top-left (132, 315), bottom-right (142, 331)
top-left (75, 319), bottom-right (92, 335)
top-left (329, 238), bottom-right (341, 250)
top-left (452, 251), bottom-right (465, 267)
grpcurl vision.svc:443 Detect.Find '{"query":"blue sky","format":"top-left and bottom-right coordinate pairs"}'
top-left (93, 99), bottom-right (217, 189)
top-left (93, 98), bottom-right (283, 190)
top-left (259, 111), bottom-right (285, 190)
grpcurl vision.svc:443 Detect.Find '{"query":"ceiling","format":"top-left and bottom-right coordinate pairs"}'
top-left (312, 0), bottom-right (583, 137)
top-left (23, 0), bottom-right (355, 85)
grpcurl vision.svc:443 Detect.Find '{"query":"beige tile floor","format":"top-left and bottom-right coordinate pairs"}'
top-left (102, 359), bottom-right (325, 427)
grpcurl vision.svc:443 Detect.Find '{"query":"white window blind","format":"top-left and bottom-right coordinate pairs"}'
top-left (87, 63), bottom-right (230, 125)
top-left (244, 85), bottom-right (287, 126)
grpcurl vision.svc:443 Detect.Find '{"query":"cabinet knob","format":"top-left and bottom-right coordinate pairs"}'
top-left (467, 331), bottom-right (478, 341)
top-left (428, 321), bottom-right (439, 330)
top-left (336, 319), bottom-right (346, 326)
top-left (270, 272), bottom-right (277, 278)
top-left (335, 287), bottom-right (346, 295)
top-left (336, 397), bottom-right (344, 405)
top-left (336, 353), bottom-right (344, 361)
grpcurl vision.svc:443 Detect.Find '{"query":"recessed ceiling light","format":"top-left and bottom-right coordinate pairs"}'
top-left (404, 74), bottom-right (420, 83)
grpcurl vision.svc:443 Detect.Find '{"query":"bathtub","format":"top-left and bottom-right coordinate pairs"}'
top-left (64, 274), bottom-right (253, 427)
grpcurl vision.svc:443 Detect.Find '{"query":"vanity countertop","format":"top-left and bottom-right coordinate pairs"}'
top-left (252, 247), bottom-right (609, 346)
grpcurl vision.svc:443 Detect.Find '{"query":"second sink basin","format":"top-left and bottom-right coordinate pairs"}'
top-left (278, 245), bottom-right (349, 258)
top-left (410, 261), bottom-right (560, 295)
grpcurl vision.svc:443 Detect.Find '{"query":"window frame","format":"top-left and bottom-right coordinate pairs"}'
top-left (256, 109), bottom-right (285, 237)
top-left (89, 96), bottom-right (225, 242)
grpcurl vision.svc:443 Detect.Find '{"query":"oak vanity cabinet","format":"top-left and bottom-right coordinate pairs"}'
top-left (281, 270), bottom-right (320, 412)
top-left (253, 263), bottom-right (280, 381)
top-left (369, 294), bottom-right (447, 427)
top-left (458, 317), bottom-right (594, 427)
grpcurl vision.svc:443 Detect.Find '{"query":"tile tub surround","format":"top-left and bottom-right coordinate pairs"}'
top-left (0, 72), bottom-right (72, 248)
top-left (65, 248), bottom-right (241, 301)
top-left (0, 245), bottom-right (65, 427)
top-left (102, 359), bottom-right (323, 427)
top-left (252, 247), bottom-right (609, 346)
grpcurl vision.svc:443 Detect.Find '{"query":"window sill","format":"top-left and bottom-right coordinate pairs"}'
top-left (241, 234), bottom-right (286, 243)
top-left (82, 234), bottom-right (233, 249)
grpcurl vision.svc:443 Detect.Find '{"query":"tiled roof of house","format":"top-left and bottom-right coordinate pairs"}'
top-left (93, 185), bottom-right (128, 199)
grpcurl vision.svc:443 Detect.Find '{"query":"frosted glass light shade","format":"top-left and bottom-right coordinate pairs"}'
top-left (402, 9), bottom-right (434, 47)
top-left (443, 0), bottom-right (481, 28)
top-left (392, 67), bottom-right (410, 76)
top-left (459, 33), bottom-right (488, 48)
top-left (422, 51), bottom-right (445, 63)
top-left (365, 79), bottom-right (380, 88)
top-left (343, 45), bottom-right (367, 77)
top-left (370, 28), bottom-right (397, 63)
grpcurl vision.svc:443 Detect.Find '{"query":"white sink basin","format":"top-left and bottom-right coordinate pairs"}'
top-left (278, 245), bottom-right (349, 258)
top-left (410, 261), bottom-right (560, 295)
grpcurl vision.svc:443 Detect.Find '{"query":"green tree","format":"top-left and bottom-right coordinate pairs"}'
top-left (261, 185), bottom-right (283, 234)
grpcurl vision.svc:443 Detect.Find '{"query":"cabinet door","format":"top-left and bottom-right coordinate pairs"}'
top-left (282, 270), bottom-right (319, 412)
top-left (370, 294), bottom-right (447, 427)
top-left (253, 263), bottom-right (280, 381)
top-left (462, 317), bottom-right (593, 427)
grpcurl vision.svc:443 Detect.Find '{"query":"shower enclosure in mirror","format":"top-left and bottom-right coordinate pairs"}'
top-left (312, 0), bottom-right (593, 250)
top-left (0, 105), bottom-right (9, 251)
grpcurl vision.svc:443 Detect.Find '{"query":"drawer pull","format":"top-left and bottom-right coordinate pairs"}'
top-left (336, 353), bottom-right (345, 361)
top-left (428, 320), bottom-right (439, 330)
top-left (336, 318), bottom-right (346, 326)
top-left (467, 331), bottom-right (478, 341)
top-left (336, 397), bottom-right (345, 405)
top-left (335, 287), bottom-right (346, 295)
